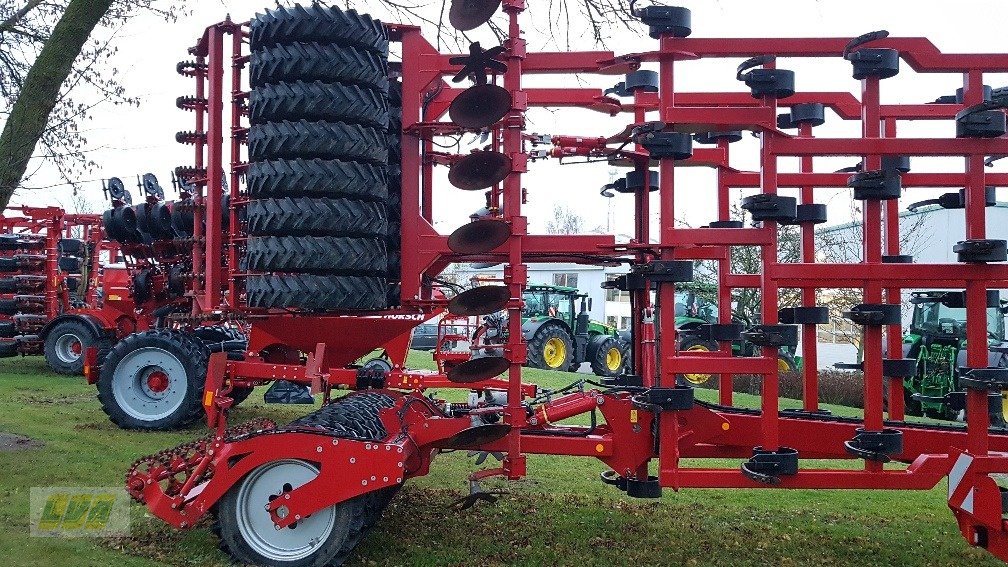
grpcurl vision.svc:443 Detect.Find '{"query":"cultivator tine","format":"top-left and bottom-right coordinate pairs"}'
top-left (467, 450), bottom-right (505, 466)
top-left (450, 479), bottom-right (504, 510)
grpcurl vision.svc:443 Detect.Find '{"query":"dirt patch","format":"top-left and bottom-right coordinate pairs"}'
top-left (0, 431), bottom-right (44, 451)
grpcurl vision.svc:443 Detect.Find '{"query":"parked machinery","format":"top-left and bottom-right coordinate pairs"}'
top-left (0, 206), bottom-right (124, 374)
top-left (124, 3), bottom-right (1008, 566)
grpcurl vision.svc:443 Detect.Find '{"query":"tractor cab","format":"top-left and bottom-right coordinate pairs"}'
top-left (903, 290), bottom-right (1008, 421)
top-left (908, 290), bottom-right (1006, 343)
top-left (523, 284), bottom-right (582, 329)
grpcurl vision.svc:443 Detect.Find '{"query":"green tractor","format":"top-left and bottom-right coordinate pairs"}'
top-left (900, 290), bottom-right (1008, 422)
top-left (673, 284), bottom-right (801, 386)
top-left (476, 284), bottom-right (626, 376)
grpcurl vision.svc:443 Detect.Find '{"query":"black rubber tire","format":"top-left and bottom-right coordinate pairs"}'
top-left (191, 325), bottom-right (246, 344)
top-left (247, 198), bottom-right (387, 238)
top-left (249, 81), bottom-right (389, 129)
top-left (246, 236), bottom-right (387, 275)
top-left (246, 274), bottom-right (387, 311)
top-left (386, 250), bottom-right (400, 278)
top-left (58, 238), bottom-right (85, 256)
top-left (246, 159), bottom-right (387, 201)
top-left (248, 121), bottom-right (388, 165)
top-left (0, 278), bottom-right (14, 293)
top-left (0, 321), bottom-right (14, 338)
top-left (0, 257), bottom-right (17, 272)
top-left (0, 340), bottom-right (17, 357)
top-left (58, 256), bottom-right (81, 273)
top-left (250, 42), bottom-right (389, 93)
top-left (43, 319), bottom-right (111, 376)
top-left (96, 329), bottom-right (208, 430)
top-left (214, 460), bottom-right (356, 567)
top-left (526, 322), bottom-right (574, 371)
top-left (676, 335), bottom-right (720, 387)
top-left (0, 298), bottom-right (16, 315)
top-left (249, 4), bottom-right (388, 55)
top-left (589, 336), bottom-right (624, 378)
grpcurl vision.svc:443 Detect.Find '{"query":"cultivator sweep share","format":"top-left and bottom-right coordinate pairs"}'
top-left (119, 2), bottom-right (1008, 564)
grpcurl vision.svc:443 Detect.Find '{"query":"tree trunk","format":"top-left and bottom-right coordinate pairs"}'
top-left (0, 0), bottom-right (114, 209)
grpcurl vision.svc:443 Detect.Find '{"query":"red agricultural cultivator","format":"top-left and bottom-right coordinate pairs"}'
top-left (122, 2), bottom-right (1008, 565)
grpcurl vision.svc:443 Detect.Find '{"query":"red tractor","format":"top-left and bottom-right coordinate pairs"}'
top-left (121, 4), bottom-right (1008, 566)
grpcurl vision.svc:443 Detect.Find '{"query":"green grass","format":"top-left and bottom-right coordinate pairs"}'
top-left (0, 353), bottom-right (998, 566)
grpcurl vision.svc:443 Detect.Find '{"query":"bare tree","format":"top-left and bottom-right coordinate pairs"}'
top-left (0, 1), bottom-right (185, 208)
top-left (545, 204), bottom-right (584, 235)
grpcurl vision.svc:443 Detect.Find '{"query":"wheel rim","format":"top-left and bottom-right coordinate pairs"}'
top-left (606, 347), bottom-right (622, 371)
top-left (543, 337), bottom-right (566, 368)
top-left (683, 344), bottom-right (712, 385)
top-left (778, 357), bottom-right (794, 374)
top-left (111, 346), bottom-right (188, 421)
top-left (235, 460), bottom-right (337, 562)
top-left (54, 332), bottom-right (84, 364)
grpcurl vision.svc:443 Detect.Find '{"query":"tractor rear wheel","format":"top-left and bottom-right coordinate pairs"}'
top-left (526, 322), bottom-right (573, 371)
top-left (589, 336), bottom-right (624, 378)
top-left (677, 336), bottom-right (720, 387)
top-left (215, 459), bottom-right (356, 567)
top-left (43, 319), bottom-right (111, 376)
top-left (97, 330), bottom-right (207, 430)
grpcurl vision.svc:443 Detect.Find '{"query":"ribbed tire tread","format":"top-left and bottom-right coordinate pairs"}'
top-left (246, 274), bottom-right (387, 311)
top-left (246, 159), bottom-right (387, 201)
top-left (249, 81), bottom-right (388, 129)
top-left (248, 120), bottom-right (388, 164)
top-left (245, 236), bottom-right (387, 275)
top-left (247, 197), bottom-right (386, 238)
top-left (249, 5), bottom-right (388, 55)
top-left (250, 42), bottom-right (388, 92)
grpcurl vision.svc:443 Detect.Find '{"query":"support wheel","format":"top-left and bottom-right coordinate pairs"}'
top-left (526, 322), bottom-right (573, 371)
top-left (44, 319), bottom-right (109, 376)
top-left (215, 460), bottom-right (355, 567)
top-left (589, 336), bottom-right (624, 378)
top-left (97, 330), bottom-right (208, 430)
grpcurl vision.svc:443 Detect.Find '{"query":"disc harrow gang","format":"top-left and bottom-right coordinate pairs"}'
top-left (126, 2), bottom-right (1008, 566)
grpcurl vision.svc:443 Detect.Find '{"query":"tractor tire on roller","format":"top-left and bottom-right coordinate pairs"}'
top-left (249, 81), bottom-right (389, 130)
top-left (526, 322), bottom-right (574, 371)
top-left (0, 298), bottom-right (16, 315)
top-left (0, 257), bottom-right (17, 272)
top-left (246, 159), bottom-right (387, 201)
top-left (44, 319), bottom-right (112, 376)
top-left (0, 321), bottom-right (14, 338)
top-left (589, 336), bottom-right (625, 378)
top-left (249, 4), bottom-right (388, 55)
top-left (247, 198), bottom-right (387, 238)
top-left (246, 274), bottom-right (387, 311)
top-left (97, 329), bottom-right (208, 430)
top-left (248, 121), bottom-right (388, 165)
top-left (0, 278), bottom-right (16, 293)
top-left (245, 236), bottom-right (387, 276)
top-left (250, 43), bottom-right (389, 93)
top-left (58, 256), bottom-right (82, 273)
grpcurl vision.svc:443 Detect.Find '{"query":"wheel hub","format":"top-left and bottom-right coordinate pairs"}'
top-left (684, 344), bottom-right (713, 385)
top-left (544, 337), bottom-right (566, 368)
top-left (54, 332), bottom-right (84, 364)
top-left (606, 347), bottom-right (622, 371)
top-left (146, 370), bottom-right (169, 393)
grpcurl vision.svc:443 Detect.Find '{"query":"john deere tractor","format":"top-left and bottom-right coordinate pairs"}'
top-left (477, 284), bottom-right (626, 376)
top-left (901, 290), bottom-right (1008, 422)
top-left (673, 284), bottom-right (800, 386)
